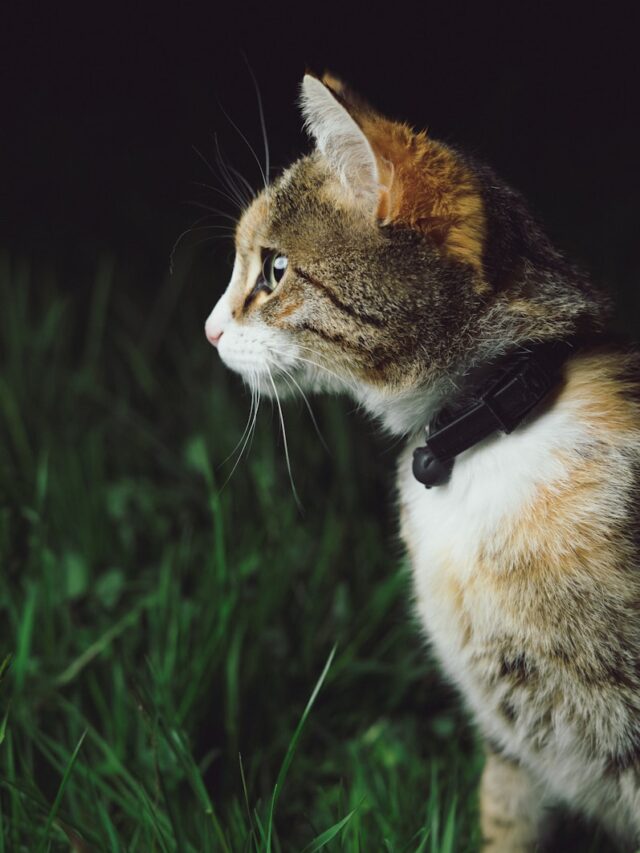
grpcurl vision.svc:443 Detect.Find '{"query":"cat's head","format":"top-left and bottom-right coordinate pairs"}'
top-left (205, 73), bottom-right (603, 435)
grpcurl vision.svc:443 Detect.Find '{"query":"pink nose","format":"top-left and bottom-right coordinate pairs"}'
top-left (207, 328), bottom-right (224, 347)
top-left (205, 318), bottom-right (224, 347)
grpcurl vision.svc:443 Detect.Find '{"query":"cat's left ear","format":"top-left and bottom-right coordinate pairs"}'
top-left (300, 74), bottom-right (389, 211)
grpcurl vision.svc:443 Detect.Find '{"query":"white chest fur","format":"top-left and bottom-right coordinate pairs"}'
top-left (397, 397), bottom-right (585, 684)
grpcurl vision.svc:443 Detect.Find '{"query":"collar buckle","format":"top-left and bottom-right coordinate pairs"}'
top-left (412, 341), bottom-right (573, 488)
top-left (482, 353), bottom-right (556, 433)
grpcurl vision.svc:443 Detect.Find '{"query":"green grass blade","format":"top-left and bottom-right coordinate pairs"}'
top-left (54, 598), bottom-right (151, 687)
top-left (0, 703), bottom-right (9, 746)
top-left (13, 585), bottom-right (37, 692)
top-left (440, 797), bottom-right (457, 853)
top-left (37, 730), bottom-right (87, 853)
top-left (300, 808), bottom-right (357, 853)
top-left (0, 653), bottom-right (12, 685)
top-left (265, 645), bottom-right (337, 852)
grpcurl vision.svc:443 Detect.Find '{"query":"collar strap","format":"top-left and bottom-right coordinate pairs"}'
top-left (412, 340), bottom-right (575, 488)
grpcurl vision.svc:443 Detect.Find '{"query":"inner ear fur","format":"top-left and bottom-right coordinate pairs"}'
top-left (300, 73), bottom-right (381, 208)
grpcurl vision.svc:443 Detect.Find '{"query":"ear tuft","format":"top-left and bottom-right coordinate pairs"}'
top-left (319, 72), bottom-right (346, 98)
top-left (299, 74), bottom-right (380, 206)
top-left (320, 73), bottom-right (371, 115)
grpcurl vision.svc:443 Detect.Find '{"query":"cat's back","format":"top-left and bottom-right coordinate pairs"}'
top-left (399, 346), bottom-right (640, 809)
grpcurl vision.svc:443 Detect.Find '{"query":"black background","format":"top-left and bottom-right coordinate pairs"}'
top-left (2, 4), bottom-right (638, 316)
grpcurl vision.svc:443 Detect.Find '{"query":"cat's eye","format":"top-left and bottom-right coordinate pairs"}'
top-left (263, 251), bottom-right (288, 291)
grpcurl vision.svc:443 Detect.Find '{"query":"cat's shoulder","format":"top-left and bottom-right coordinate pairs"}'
top-left (561, 342), bottom-right (640, 442)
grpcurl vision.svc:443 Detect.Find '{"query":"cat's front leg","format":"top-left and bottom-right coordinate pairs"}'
top-left (479, 747), bottom-right (545, 852)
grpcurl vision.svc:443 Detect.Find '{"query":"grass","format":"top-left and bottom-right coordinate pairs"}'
top-left (0, 250), bottom-right (619, 851)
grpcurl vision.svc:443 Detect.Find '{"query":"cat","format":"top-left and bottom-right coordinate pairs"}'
top-left (205, 72), bottom-right (640, 850)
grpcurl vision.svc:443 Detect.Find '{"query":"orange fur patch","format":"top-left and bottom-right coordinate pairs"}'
top-left (321, 73), bottom-right (487, 282)
top-left (481, 352), bottom-right (640, 584)
top-left (368, 120), bottom-right (486, 279)
top-left (561, 351), bottom-right (640, 436)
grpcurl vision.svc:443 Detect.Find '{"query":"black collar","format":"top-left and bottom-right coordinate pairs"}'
top-left (412, 340), bottom-right (575, 488)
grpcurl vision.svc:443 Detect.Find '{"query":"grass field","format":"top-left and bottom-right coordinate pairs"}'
top-left (0, 250), bottom-right (619, 851)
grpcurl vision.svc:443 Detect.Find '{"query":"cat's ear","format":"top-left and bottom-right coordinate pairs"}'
top-left (300, 74), bottom-right (383, 209)
top-left (300, 73), bottom-right (485, 274)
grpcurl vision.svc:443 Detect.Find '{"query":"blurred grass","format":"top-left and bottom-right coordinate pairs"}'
top-left (0, 251), bottom-right (618, 851)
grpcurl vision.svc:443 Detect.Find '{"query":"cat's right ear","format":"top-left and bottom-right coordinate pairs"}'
top-left (300, 74), bottom-right (383, 210)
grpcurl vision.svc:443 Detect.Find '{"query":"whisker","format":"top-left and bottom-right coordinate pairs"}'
top-left (193, 144), bottom-right (248, 211)
top-left (170, 221), bottom-right (220, 272)
top-left (241, 52), bottom-right (270, 184)
top-left (218, 102), bottom-right (268, 192)
top-left (190, 177), bottom-right (246, 213)
top-left (293, 343), bottom-right (362, 387)
top-left (266, 362), bottom-right (302, 510)
top-left (213, 134), bottom-right (253, 209)
top-left (192, 141), bottom-right (248, 210)
top-left (176, 235), bottom-right (234, 257)
top-left (219, 379), bottom-right (261, 490)
top-left (219, 383), bottom-right (258, 467)
top-left (222, 161), bottom-right (256, 203)
top-left (181, 223), bottom-right (235, 236)
top-left (268, 359), bottom-right (330, 453)
top-left (268, 346), bottom-right (356, 391)
top-left (246, 385), bottom-right (261, 456)
top-left (181, 209), bottom-right (236, 231)
top-left (187, 191), bottom-right (240, 223)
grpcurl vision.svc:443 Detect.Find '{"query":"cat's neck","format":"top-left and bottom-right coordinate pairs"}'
top-left (353, 336), bottom-right (586, 438)
top-left (354, 381), bottom-right (448, 437)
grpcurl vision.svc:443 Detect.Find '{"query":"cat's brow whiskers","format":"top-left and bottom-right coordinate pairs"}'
top-left (187, 193), bottom-right (240, 223)
top-left (179, 223), bottom-right (235, 238)
top-left (194, 143), bottom-right (249, 211)
top-left (193, 145), bottom-right (244, 210)
top-left (242, 53), bottom-right (270, 185)
top-left (213, 135), bottom-right (253, 209)
top-left (182, 208), bottom-right (237, 231)
top-left (266, 362), bottom-right (302, 510)
top-left (220, 160), bottom-right (256, 203)
top-left (170, 221), bottom-right (235, 271)
top-left (218, 102), bottom-right (268, 192)
top-left (175, 234), bottom-right (234, 260)
top-left (213, 133), bottom-right (255, 208)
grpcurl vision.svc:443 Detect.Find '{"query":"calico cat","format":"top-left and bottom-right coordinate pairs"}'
top-left (205, 73), bottom-right (640, 850)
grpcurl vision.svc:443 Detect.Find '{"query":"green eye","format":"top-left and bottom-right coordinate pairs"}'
top-left (263, 252), bottom-right (288, 290)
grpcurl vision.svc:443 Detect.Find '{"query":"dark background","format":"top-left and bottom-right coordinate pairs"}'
top-left (0, 6), bottom-right (638, 848)
top-left (2, 4), bottom-right (638, 321)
